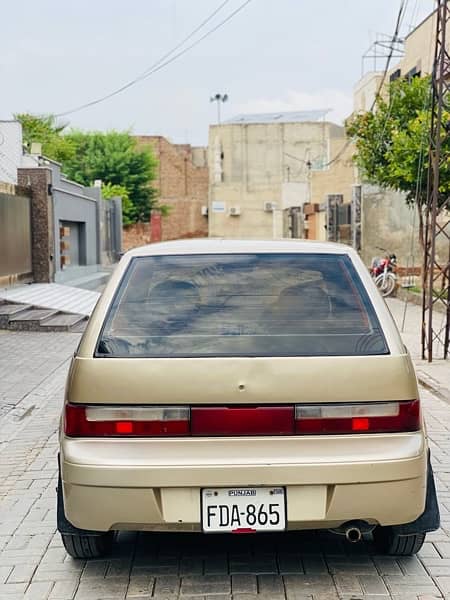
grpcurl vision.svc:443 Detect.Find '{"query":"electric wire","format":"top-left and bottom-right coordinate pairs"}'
top-left (134, 0), bottom-right (232, 80)
top-left (324, 0), bottom-right (408, 168)
top-left (400, 21), bottom-right (435, 332)
top-left (400, 96), bottom-right (432, 331)
top-left (369, 0), bottom-right (408, 112)
top-left (54, 0), bottom-right (252, 118)
top-left (408, 0), bottom-right (420, 32)
top-left (375, 0), bottom-right (410, 153)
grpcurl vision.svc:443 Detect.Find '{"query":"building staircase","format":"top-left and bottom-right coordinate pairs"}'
top-left (0, 301), bottom-right (88, 332)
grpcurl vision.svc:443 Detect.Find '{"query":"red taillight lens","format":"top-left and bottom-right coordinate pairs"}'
top-left (191, 406), bottom-right (294, 436)
top-left (294, 400), bottom-right (420, 435)
top-left (64, 404), bottom-right (190, 437)
top-left (64, 400), bottom-right (420, 437)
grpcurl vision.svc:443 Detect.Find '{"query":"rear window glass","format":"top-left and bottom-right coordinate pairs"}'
top-left (96, 253), bottom-right (388, 358)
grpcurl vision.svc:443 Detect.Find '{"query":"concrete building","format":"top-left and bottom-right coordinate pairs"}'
top-left (309, 134), bottom-right (357, 243)
top-left (353, 72), bottom-right (385, 114)
top-left (125, 136), bottom-right (208, 249)
top-left (205, 11), bottom-right (440, 252)
top-left (207, 111), bottom-right (354, 240)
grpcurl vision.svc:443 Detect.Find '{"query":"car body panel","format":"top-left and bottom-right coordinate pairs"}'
top-left (62, 477), bottom-right (425, 532)
top-left (61, 432), bottom-right (425, 481)
top-left (67, 354), bottom-right (418, 406)
top-left (61, 431), bottom-right (427, 530)
top-left (60, 239), bottom-right (428, 535)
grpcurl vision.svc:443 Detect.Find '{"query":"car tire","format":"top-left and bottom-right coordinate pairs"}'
top-left (61, 531), bottom-right (115, 559)
top-left (373, 526), bottom-right (426, 555)
top-left (57, 472), bottom-right (115, 559)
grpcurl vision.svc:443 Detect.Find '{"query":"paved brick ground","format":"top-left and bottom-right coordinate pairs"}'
top-left (1, 330), bottom-right (450, 599)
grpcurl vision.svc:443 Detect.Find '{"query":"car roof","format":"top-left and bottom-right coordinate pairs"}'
top-left (126, 238), bottom-right (353, 257)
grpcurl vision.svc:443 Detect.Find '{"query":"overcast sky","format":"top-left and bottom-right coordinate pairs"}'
top-left (1, 0), bottom-right (434, 146)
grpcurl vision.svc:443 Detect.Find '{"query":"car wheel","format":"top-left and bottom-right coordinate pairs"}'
top-left (61, 531), bottom-right (115, 559)
top-left (373, 526), bottom-right (426, 555)
top-left (57, 472), bottom-right (115, 559)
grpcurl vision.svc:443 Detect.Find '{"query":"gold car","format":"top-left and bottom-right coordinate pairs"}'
top-left (58, 239), bottom-right (439, 558)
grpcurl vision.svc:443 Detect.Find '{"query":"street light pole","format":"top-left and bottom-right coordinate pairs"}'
top-left (210, 93), bottom-right (229, 124)
top-left (272, 208), bottom-right (277, 240)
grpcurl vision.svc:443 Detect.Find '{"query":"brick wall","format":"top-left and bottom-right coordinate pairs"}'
top-left (134, 136), bottom-right (208, 243)
top-left (160, 198), bottom-right (209, 241)
top-left (122, 223), bottom-right (152, 252)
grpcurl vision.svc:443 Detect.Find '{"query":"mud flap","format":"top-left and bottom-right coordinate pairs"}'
top-left (390, 451), bottom-right (440, 535)
top-left (57, 454), bottom-right (106, 537)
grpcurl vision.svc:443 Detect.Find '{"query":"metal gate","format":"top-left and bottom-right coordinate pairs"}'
top-left (0, 190), bottom-right (32, 283)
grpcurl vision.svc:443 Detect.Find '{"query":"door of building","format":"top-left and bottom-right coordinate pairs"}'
top-left (60, 221), bottom-right (81, 267)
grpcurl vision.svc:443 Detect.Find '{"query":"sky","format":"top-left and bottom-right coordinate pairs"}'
top-left (1, 0), bottom-right (434, 146)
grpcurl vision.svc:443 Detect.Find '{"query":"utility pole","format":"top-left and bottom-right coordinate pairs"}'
top-left (210, 93), bottom-right (228, 124)
top-left (421, 0), bottom-right (450, 362)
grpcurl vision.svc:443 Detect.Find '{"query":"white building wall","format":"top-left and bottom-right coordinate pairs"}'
top-left (0, 121), bottom-right (23, 184)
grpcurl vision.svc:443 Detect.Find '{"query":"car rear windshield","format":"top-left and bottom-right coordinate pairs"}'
top-left (96, 253), bottom-right (389, 358)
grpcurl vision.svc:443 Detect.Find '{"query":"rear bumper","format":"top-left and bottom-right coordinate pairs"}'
top-left (60, 433), bottom-right (427, 532)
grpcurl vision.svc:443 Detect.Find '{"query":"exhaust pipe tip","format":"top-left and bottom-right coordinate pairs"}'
top-left (345, 527), bottom-right (362, 543)
top-left (329, 520), bottom-right (373, 540)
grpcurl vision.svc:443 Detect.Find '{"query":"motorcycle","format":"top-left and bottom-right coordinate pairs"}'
top-left (370, 248), bottom-right (397, 297)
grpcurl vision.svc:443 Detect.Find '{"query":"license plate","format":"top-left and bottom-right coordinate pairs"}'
top-left (201, 487), bottom-right (286, 533)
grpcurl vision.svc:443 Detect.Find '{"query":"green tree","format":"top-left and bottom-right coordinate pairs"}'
top-left (15, 113), bottom-right (76, 164)
top-left (16, 114), bottom-right (158, 223)
top-left (346, 76), bottom-right (450, 246)
top-left (101, 183), bottom-right (134, 226)
top-left (63, 131), bottom-right (158, 222)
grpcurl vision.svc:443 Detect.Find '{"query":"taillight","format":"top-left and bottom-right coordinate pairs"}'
top-left (295, 400), bottom-right (420, 434)
top-left (64, 400), bottom-right (420, 437)
top-left (191, 406), bottom-right (294, 436)
top-left (64, 404), bottom-right (190, 437)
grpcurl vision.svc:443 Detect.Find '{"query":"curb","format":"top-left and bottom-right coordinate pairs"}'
top-left (396, 286), bottom-right (446, 313)
top-left (417, 370), bottom-right (450, 403)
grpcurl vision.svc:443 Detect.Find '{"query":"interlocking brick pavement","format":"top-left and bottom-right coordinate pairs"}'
top-left (0, 330), bottom-right (449, 599)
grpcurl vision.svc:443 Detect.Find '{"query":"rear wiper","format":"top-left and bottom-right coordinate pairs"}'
top-left (97, 338), bottom-right (112, 354)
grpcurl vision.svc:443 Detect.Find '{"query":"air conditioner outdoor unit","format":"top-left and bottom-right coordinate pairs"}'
top-left (201, 205), bottom-right (208, 216)
top-left (264, 201), bottom-right (276, 212)
top-left (229, 206), bottom-right (241, 216)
